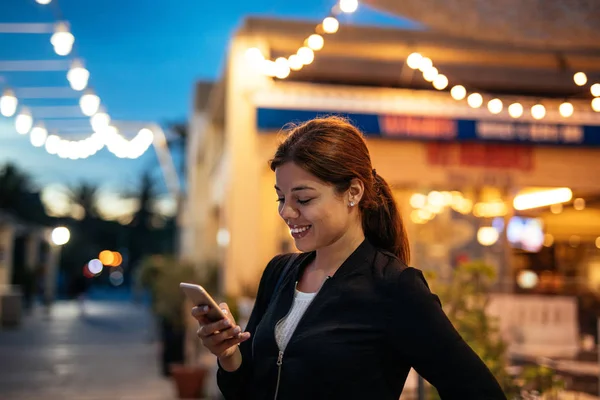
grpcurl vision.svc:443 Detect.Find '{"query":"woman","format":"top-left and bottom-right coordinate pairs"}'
top-left (192, 117), bottom-right (506, 399)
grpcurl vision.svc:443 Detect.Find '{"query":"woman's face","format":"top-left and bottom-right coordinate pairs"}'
top-left (275, 162), bottom-right (358, 252)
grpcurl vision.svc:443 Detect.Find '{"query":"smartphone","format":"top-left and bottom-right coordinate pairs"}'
top-left (180, 282), bottom-right (227, 322)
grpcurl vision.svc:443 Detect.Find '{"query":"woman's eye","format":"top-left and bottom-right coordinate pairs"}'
top-left (297, 199), bottom-right (312, 205)
top-left (276, 198), bottom-right (284, 203)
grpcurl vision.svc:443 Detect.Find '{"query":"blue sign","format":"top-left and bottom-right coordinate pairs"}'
top-left (256, 108), bottom-right (600, 147)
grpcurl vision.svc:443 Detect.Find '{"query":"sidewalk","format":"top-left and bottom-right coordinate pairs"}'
top-left (0, 296), bottom-right (176, 400)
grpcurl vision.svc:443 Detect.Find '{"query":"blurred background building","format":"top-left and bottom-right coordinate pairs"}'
top-left (181, 17), bottom-right (600, 302)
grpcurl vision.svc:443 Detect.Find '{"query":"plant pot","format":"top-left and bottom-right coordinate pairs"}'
top-left (170, 364), bottom-right (207, 399)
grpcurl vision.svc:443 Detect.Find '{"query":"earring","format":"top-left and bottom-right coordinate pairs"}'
top-left (349, 201), bottom-right (355, 207)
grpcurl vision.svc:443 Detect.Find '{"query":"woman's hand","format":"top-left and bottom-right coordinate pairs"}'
top-left (192, 302), bottom-right (251, 360)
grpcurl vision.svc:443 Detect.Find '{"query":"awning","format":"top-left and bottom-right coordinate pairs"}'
top-left (366, 0), bottom-right (600, 49)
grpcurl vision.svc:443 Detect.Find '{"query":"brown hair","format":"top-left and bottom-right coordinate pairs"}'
top-left (269, 116), bottom-right (410, 264)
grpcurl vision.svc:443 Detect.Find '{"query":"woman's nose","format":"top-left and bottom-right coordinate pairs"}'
top-left (279, 202), bottom-right (299, 220)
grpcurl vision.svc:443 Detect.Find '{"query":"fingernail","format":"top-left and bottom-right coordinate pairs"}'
top-left (233, 327), bottom-right (241, 334)
top-left (221, 309), bottom-right (228, 315)
top-left (201, 306), bottom-right (209, 312)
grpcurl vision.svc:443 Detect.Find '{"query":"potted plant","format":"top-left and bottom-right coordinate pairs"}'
top-left (138, 255), bottom-right (219, 398)
top-left (426, 260), bottom-right (564, 399)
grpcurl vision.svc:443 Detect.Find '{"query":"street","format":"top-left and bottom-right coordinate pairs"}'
top-left (0, 294), bottom-right (176, 400)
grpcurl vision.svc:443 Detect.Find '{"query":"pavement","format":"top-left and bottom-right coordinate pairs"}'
top-left (0, 290), bottom-right (178, 400)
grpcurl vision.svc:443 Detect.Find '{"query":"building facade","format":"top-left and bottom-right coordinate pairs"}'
top-left (180, 18), bottom-right (600, 298)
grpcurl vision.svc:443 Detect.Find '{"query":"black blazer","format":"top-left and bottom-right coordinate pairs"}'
top-left (217, 240), bottom-right (506, 399)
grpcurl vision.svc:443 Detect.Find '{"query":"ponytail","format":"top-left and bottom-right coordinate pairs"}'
top-left (361, 173), bottom-right (410, 265)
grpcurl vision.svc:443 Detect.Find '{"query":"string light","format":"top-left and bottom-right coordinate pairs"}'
top-left (573, 72), bottom-right (587, 86)
top-left (339, 0), bottom-right (358, 13)
top-left (417, 57), bottom-right (433, 72)
top-left (288, 55), bottom-right (303, 71)
top-left (80, 90), bottom-right (100, 116)
top-left (91, 110), bottom-right (111, 132)
top-left (322, 17), bottom-right (339, 34)
top-left (450, 85), bottom-right (466, 100)
top-left (432, 74), bottom-right (448, 90)
top-left (487, 98), bottom-right (503, 114)
top-left (307, 34), bottom-right (324, 51)
top-left (559, 102), bottom-right (574, 118)
top-left (422, 67), bottom-right (438, 82)
top-left (508, 102), bottom-right (523, 118)
top-left (51, 22), bottom-right (74, 56)
top-left (531, 104), bottom-right (546, 120)
top-left (15, 107), bottom-right (33, 134)
top-left (408, 52), bottom-right (598, 118)
top-left (406, 52), bottom-right (422, 69)
top-left (30, 123), bottom-right (48, 147)
top-left (274, 57), bottom-right (290, 79)
top-left (67, 59), bottom-right (89, 91)
top-left (297, 47), bottom-right (315, 65)
top-left (246, 1), bottom-right (357, 79)
top-left (0, 89), bottom-right (18, 117)
top-left (467, 93), bottom-right (483, 108)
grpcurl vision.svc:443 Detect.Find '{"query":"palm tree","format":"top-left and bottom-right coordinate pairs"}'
top-left (66, 182), bottom-right (100, 220)
top-left (0, 163), bottom-right (32, 212)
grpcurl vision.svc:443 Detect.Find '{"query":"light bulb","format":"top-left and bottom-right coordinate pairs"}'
top-left (450, 85), bottom-right (466, 100)
top-left (467, 93), bottom-right (483, 108)
top-left (30, 123), bottom-right (48, 147)
top-left (322, 17), bottom-right (339, 34)
top-left (261, 60), bottom-right (277, 77)
top-left (274, 57), bottom-right (290, 79)
top-left (288, 55), bottom-right (303, 71)
top-left (297, 47), bottom-right (315, 65)
top-left (51, 22), bottom-right (74, 56)
top-left (531, 104), bottom-right (546, 120)
top-left (559, 102), bottom-right (574, 118)
top-left (67, 59), bottom-right (89, 91)
top-left (406, 52), bottom-right (422, 69)
top-left (15, 108), bottom-right (33, 135)
top-left (80, 90), bottom-right (100, 116)
top-left (508, 103), bottom-right (523, 118)
top-left (137, 128), bottom-right (154, 145)
top-left (592, 98), bottom-right (600, 112)
top-left (339, 0), bottom-right (358, 13)
top-left (487, 98), bottom-right (503, 114)
top-left (36, 0), bottom-right (52, 4)
top-left (45, 135), bottom-right (61, 154)
top-left (432, 74), bottom-right (448, 90)
top-left (245, 47), bottom-right (264, 67)
top-left (417, 57), bottom-right (433, 72)
top-left (91, 111), bottom-right (111, 132)
top-left (422, 67), bottom-right (438, 82)
top-left (591, 83), bottom-right (600, 97)
top-left (573, 72), bottom-right (587, 86)
top-left (0, 88), bottom-right (18, 117)
top-left (307, 34), bottom-right (324, 51)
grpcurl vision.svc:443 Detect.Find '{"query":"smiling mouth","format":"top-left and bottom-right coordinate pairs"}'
top-left (289, 225), bottom-right (312, 238)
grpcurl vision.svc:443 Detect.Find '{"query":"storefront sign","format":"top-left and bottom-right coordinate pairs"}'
top-left (257, 108), bottom-right (600, 147)
top-left (427, 142), bottom-right (534, 171)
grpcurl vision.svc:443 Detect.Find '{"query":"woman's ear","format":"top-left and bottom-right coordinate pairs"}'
top-left (348, 178), bottom-right (365, 205)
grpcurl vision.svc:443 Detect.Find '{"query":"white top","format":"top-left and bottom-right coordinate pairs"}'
top-left (275, 289), bottom-right (317, 351)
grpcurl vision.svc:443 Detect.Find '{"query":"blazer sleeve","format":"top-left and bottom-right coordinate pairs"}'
top-left (216, 254), bottom-right (289, 399)
top-left (387, 267), bottom-right (507, 399)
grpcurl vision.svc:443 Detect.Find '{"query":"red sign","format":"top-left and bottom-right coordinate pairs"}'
top-left (427, 143), bottom-right (533, 171)
top-left (379, 116), bottom-right (457, 139)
